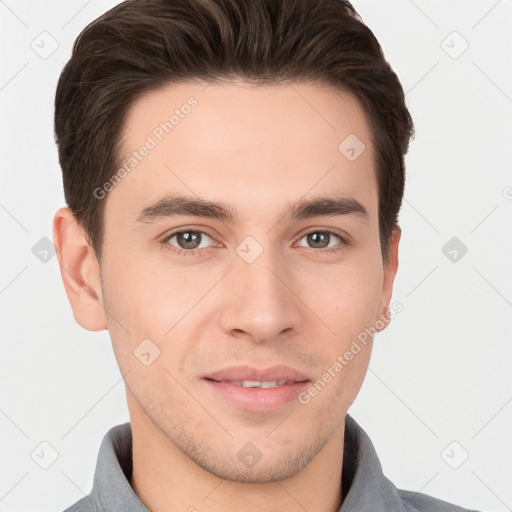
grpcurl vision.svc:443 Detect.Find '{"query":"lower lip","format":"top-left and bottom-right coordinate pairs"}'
top-left (203, 379), bottom-right (310, 412)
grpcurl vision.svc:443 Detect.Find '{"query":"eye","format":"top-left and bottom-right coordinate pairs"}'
top-left (296, 230), bottom-right (347, 253)
top-left (163, 229), bottom-right (216, 257)
top-left (161, 228), bottom-right (349, 258)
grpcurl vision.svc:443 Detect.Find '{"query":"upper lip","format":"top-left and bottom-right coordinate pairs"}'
top-left (204, 365), bottom-right (311, 383)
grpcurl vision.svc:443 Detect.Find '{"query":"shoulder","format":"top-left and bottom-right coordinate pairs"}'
top-left (61, 495), bottom-right (96, 512)
top-left (399, 489), bottom-right (480, 512)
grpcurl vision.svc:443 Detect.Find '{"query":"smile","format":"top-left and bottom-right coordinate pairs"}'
top-left (214, 379), bottom-right (291, 388)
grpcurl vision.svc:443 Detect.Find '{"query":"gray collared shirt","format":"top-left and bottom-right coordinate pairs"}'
top-left (63, 415), bottom-right (477, 511)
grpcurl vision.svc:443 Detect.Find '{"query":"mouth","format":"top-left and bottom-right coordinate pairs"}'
top-left (203, 364), bottom-right (311, 383)
top-left (201, 366), bottom-right (311, 412)
top-left (204, 379), bottom-right (299, 388)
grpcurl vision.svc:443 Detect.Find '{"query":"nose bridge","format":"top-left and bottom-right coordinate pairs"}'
top-left (221, 236), bottom-right (302, 340)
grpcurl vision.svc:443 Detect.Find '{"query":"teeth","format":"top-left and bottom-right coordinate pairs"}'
top-left (223, 380), bottom-right (289, 388)
top-left (260, 381), bottom-right (280, 388)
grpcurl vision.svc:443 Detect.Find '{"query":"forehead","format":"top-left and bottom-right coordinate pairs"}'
top-left (107, 80), bottom-right (377, 226)
top-left (122, 79), bottom-right (372, 153)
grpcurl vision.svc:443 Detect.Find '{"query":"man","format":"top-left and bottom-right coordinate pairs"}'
top-left (52, 0), bottom-right (478, 510)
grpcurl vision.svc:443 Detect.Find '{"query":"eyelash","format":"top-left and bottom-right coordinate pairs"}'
top-left (161, 228), bottom-right (349, 258)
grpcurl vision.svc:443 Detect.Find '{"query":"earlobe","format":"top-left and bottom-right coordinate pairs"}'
top-left (52, 207), bottom-right (108, 331)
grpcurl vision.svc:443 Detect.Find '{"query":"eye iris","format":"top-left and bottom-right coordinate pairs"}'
top-left (308, 232), bottom-right (330, 249)
top-left (177, 231), bottom-right (201, 249)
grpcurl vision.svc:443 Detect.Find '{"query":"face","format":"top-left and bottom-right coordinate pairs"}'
top-left (58, 80), bottom-right (400, 483)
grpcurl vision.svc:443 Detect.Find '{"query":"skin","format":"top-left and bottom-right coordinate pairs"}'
top-left (53, 80), bottom-right (400, 512)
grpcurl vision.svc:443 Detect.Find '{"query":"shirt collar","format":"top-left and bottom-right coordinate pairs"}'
top-left (341, 415), bottom-right (408, 511)
top-left (87, 414), bottom-right (406, 512)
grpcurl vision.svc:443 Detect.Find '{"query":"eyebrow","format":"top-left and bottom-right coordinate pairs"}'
top-left (135, 193), bottom-right (369, 224)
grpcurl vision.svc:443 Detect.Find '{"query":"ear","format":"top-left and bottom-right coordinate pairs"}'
top-left (374, 225), bottom-right (401, 333)
top-left (52, 207), bottom-right (107, 331)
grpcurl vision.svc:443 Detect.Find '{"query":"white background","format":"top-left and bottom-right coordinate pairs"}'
top-left (1, 1), bottom-right (511, 511)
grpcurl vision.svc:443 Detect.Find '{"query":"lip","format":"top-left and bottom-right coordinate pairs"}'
top-left (202, 365), bottom-right (311, 412)
top-left (203, 364), bottom-right (311, 383)
top-left (203, 379), bottom-right (310, 412)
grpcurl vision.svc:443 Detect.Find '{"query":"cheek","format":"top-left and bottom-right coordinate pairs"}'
top-left (315, 258), bottom-right (383, 337)
top-left (100, 249), bottom-right (208, 375)
top-left (102, 247), bottom-right (183, 323)
top-left (301, 258), bottom-right (382, 403)
top-left (123, 352), bottom-right (196, 428)
top-left (334, 345), bottom-right (372, 412)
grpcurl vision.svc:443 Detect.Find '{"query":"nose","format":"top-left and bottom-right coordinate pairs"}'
top-left (219, 242), bottom-right (305, 343)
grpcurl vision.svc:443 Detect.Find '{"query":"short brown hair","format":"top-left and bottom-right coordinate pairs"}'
top-left (54, 0), bottom-right (414, 264)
